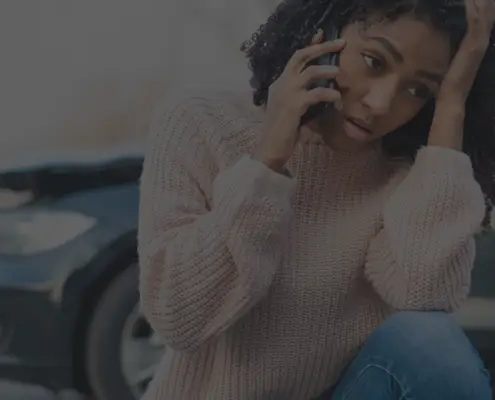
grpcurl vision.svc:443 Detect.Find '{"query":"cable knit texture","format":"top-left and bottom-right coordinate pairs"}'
top-left (137, 89), bottom-right (485, 400)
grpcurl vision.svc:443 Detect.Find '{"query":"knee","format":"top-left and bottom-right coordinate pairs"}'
top-left (369, 311), bottom-right (474, 358)
top-left (364, 311), bottom-right (492, 397)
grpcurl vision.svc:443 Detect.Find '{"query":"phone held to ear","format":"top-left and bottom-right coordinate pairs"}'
top-left (299, 25), bottom-right (341, 127)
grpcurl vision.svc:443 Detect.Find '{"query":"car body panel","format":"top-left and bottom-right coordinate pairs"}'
top-left (0, 184), bottom-right (138, 291)
top-left (0, 158), bottom-right (141, 388)
top-left (471, 230), bottom-right (495, 299)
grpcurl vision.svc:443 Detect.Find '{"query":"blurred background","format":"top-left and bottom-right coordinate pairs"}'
top-left (0, 0), bottom-right (277, 168)
top-left (0, 2), bottom-right (276, 399)
top-left (0, 1), bottom-right (494, 400)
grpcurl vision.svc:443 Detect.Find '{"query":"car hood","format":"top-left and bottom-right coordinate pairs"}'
top-left (0, 154), bottom-right (141, 292)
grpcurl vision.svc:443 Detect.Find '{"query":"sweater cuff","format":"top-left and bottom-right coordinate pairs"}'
top-left (248, 154), bottom-right (293, 179)
top-left (237, 155), bottom-right (297, 194)
top-left (212, 155), bottom-right (297, 211)
top-left (415, 146), bottom-right (473, 175)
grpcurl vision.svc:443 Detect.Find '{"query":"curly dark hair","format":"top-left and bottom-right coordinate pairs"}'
top-left (241, 0), bottom-right (495, 226)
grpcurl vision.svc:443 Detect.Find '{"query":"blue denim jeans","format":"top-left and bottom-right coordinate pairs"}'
top-left (316, 311), bottom-right (492, 399)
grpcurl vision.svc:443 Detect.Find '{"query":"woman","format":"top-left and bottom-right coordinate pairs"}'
top-left (138, 0), bottom-right (495, 398)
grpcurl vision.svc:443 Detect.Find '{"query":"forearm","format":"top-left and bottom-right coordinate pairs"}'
top-left (427, 99), bottom-right (465, 150)
top-left (365, 147), bottom-right (485, 311)
top-left (366, 230), bottom-right (476, 311)
top-left (139, 156), bottom-right (296, 350)
top-left (140, 207), bottom-right (290, 350)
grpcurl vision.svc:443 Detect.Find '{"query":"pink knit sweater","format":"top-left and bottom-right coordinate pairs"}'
top-left (137, 90), bottom-right (485, 400)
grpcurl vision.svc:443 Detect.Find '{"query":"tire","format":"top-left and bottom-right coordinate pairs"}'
top-left (85, 263), bottom-right (159, 400)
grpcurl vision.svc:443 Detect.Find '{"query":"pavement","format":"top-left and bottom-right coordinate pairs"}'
top-left (0, 381), bottom-right (87, 400)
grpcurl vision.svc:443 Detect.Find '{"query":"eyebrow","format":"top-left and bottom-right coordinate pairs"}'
top-left (366, 36), bottom-right (404, 63)
top-left (366, 35), bottom-right (444, 85)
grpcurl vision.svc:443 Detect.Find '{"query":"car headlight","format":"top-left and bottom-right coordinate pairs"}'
top-left (0, 210), bottom-right (97, 255)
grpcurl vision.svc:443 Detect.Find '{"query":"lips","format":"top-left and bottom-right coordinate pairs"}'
top-left (343, 117), bottom-right (373, 141)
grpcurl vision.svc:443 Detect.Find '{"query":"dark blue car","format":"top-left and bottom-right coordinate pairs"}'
top-left (0, 154), bottom-right (493, 400)
top-left (0, 154), bottom-right (163, 400)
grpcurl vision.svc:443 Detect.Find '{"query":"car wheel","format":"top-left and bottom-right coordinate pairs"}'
top-left (85, 263), bottom-right (165, 400)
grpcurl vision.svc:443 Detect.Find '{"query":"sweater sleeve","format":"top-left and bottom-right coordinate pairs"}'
top-left (364, 146), bottom-right (486, 312)
top-left (138, 95), bottom-right (296, 351)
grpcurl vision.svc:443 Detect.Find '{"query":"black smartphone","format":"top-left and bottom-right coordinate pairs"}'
top-left (299, 25), bottom-right (341, 127)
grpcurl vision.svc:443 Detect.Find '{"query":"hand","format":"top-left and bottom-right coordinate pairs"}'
top-left (437, 0), bottom-right (495, 104)
top-left (429, 0), bottom-right (495, 149)
top-left (253, 30), bottom-right (345, 172)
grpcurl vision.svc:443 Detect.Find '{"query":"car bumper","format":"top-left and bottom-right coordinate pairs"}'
top-left (0, 286), bottom-right (74, 389)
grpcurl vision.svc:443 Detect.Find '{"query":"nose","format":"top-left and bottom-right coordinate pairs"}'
top-left (361, 78), bottom-right (398, 117)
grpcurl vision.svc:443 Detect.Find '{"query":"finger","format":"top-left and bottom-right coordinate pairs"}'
top-left (299, 65), bottom-right (340, 87)
top-left (465, 0), bottom-right (490, 37)
top-left (464, 0), bottom-right (495, 36)
top-left (486, 0), bottom-right (495, 19)
top-left (474, 0), bottom-right (495, 23)
top-left (465, 0), bottom-right (480, 31)
top-left (302, 87), bottom-right (341, 110)
top-left (468, 0), bottom-right (479, 15)
top-left (286, 39), bottom-right (346, 72)
top-left (438, 0), bottom-right (494, 101)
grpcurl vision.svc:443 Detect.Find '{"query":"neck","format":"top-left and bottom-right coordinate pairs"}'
top-left (295, 123), bottom-right (385, 190)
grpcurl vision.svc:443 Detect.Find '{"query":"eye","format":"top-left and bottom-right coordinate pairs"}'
top-left (406, 84), bottom-right (433, 100)
top-left (362, 54), bottom-right (385, 70)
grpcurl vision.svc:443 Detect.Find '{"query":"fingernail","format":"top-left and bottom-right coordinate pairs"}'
top-left (334, 38), bottom-right (346, 45)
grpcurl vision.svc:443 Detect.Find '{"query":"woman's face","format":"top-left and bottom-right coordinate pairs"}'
top-left (328, 16), bottom-right (452, 144)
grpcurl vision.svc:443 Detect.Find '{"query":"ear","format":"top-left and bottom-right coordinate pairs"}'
top-left (311, 29), bottom-right (324, 45)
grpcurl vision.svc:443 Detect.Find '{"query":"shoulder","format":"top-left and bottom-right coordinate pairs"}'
top-left (152, 86), bottom-right (258, 120)
top-left (149, 86), bottom-right (264, 166)
top-left (143, 86), bottom-right (264, 194)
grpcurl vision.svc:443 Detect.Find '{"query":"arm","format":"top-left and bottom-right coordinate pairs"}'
top-left (364, 146), bottom-right (485, 311)
top-left (365, 0), bottom-right (494, 312)
top-left (138, 95), bottom-right (296, 351)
